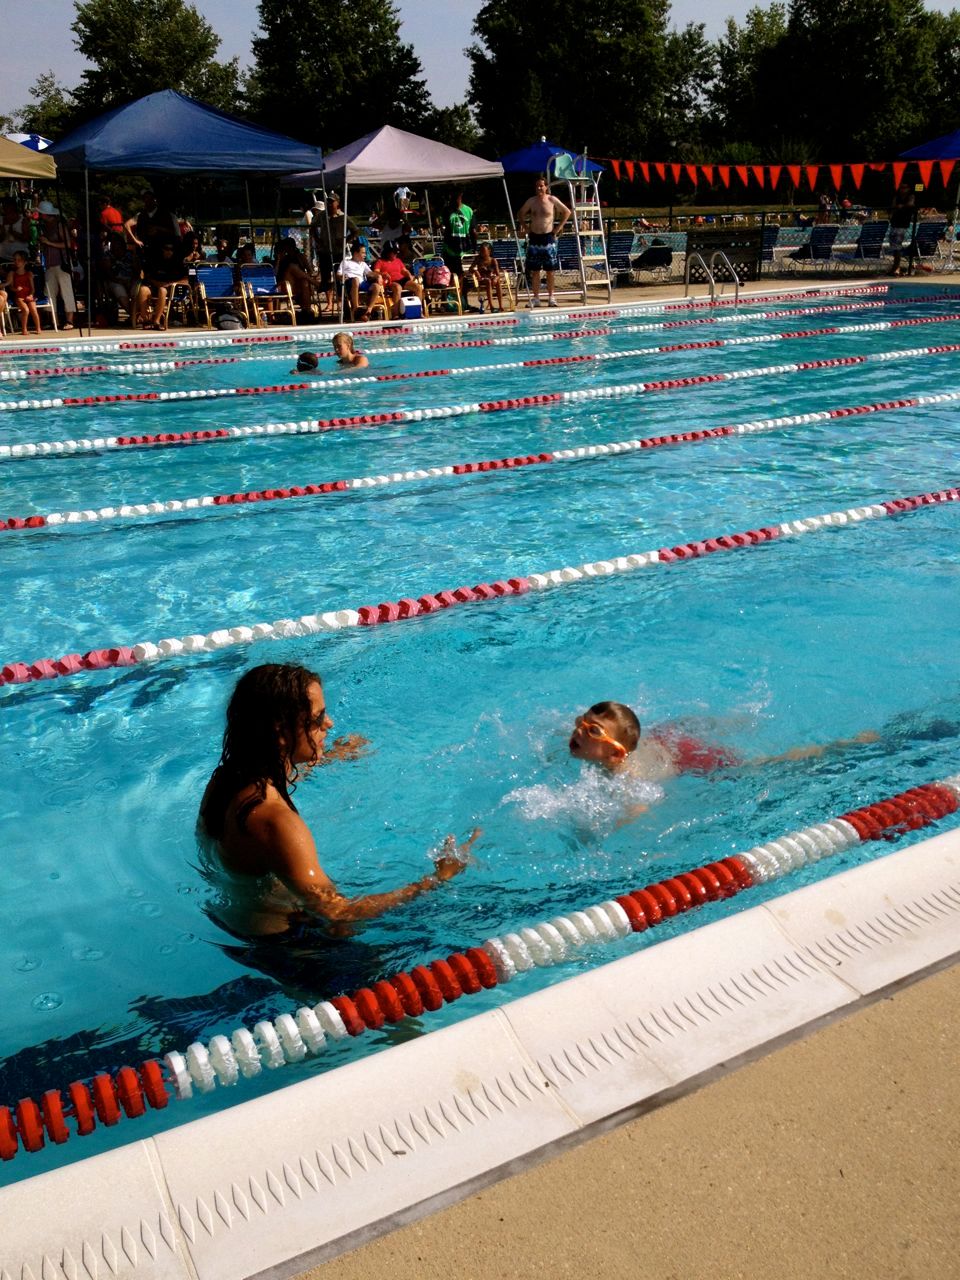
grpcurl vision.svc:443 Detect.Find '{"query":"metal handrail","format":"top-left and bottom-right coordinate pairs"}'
top-left (685, 252), bottom-right (714, 299)
top-left (710, 251), bottom-right (741, 305)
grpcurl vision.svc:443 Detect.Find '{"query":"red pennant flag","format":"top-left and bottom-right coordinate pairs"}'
top-left (892, 161), bottom-right (907, 188)
top-left (768, 165), bottom-right (781, 189)
top-left (917, 160), bottom-right (933, 186)
top-left (685, 164), bottom-right (698, 186)
top-left (735, 164), bottom-right (749, 185)
top-left (868, 162), bottom-right (887, 171)
top-left (805, 165), bottom-right (820, 190)
top-left (849, 163), bottom-right (865, 189)
top-left (829, 164), bottom-right (843, 190)
top-left (939, 159), bottom-right (955, 186)
top-left (700, 164), bottom-right (714, 185)
top-left (670, 163), bottom-right (683, 183)
top-left (639, 161), bottom-right (650, 182)
top-left (787, 165), bottom-right (802, 188)
top-left (717, 166), bottom-right (730, 188)
top-left (625, 160), bottom-right (635, 182)
top-left (750, 165), bottom-right (765, 187)
top-left (654, 162), bottom-right (666, 181)
top-left (610, 158), bottom-right (621, 180)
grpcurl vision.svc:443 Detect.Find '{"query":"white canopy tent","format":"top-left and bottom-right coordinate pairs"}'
top-left (284, 125), bottom-right (525, 317)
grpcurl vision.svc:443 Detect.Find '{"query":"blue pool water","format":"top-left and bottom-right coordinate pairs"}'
top-left (2, 285), bottom-right (959, 1181)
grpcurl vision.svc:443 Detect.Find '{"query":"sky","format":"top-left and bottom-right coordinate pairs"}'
top-left (2, 1), bottom-right (953, 122)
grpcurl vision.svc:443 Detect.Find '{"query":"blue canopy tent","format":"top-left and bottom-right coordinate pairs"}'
top-left (50, 90), bottom-right (324, 331)
top-left (499, 139), bottom-right (604, 177)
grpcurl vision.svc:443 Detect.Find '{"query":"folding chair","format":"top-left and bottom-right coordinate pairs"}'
top-left (195, 265), bottom-right (252, 328)
top-left (910, 220), bottom-right (949, 271)
top-left (419, 258), bottom-right (463, 316)
top-left (32, 268), bottom-right (58, 331)
top-left (760, 224), bottom-right (780, 273)
top-left (832, 220), bottom-right (888, 272)
top-left (240, 264), bottom-right (298, 327)
top-left (787, 225), bottom-right (838, 272)
top-left (630, 242), bottom-right (673, 281)
top-left (606, 230), bottom-right (635, 286)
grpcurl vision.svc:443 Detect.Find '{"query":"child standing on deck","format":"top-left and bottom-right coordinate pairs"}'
top-left (6, 252), bottom-right (40, 335)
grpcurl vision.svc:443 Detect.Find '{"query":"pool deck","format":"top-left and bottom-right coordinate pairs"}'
top-left (309, 957), bottom-right (959, 1280)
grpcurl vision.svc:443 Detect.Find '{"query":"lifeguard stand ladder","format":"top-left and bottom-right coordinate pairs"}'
top-left (547, 152), bottom-right (612, 305)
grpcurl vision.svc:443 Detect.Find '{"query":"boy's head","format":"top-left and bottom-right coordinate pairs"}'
top-left (569, 701), bottom-right (640, 767)
top-left (350, 241), bottom-right (365, 259)
top-left (296, 351), bottom-right (319, 372)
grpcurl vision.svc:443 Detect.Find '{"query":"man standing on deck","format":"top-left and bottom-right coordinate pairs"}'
top-left (516, 176), bottom-right (571, 308)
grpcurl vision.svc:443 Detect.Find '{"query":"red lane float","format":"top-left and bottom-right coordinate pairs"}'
top-left (2, 771), bottom-right (957, 1160)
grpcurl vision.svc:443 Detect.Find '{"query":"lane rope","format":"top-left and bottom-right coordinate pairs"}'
top-left (5, 389), bottom-right (960, 537)
top-left (2, 485), bottom-right (956, 689)
top-left (1, 771), bottom-right (955, 1159)
top-left (4, 341), bottom-right (960, 464)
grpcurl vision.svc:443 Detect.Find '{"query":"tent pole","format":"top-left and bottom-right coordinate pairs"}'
top-left (244, 178), bottom-right (254, 250)
top-left (319, 174), bottom-right (333, 315)
top-left (84, 167), bottom-right (92, 337)
top-left (503, 176), bottom-right (529, 307)
top-left (424, 188), bottom-right (434, 255)
top-left (340, 180), bottom-right (349, 323)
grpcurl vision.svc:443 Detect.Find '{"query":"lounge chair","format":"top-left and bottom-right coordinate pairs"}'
top-left (760, 224), bottom-right (780, 273)
top-left (630, 241), bottom-right (673, 281)
top-left (787, 224), bottom-right (839, 272)
top-left (606, 230), bottom-right (635, 285)
top-left (832, 220), bottom-right (888, 272)
top-left (909, 220), bottom-right (949, 271)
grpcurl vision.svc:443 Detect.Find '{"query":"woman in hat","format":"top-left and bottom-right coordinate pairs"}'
top-left (38, 200), bottom-right (76, 331)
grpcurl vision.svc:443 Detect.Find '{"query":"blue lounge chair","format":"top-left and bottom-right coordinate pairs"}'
top-left (760, 224), bottom-right (780, 273)
top-left (240, 264), bottom-right (298, 326)
top-left (606, 230), bottom-right (635, 284)
top-left (832, 220), bottom-right (889, 272)
top-left (195, 265), bottom-right (252, 328)
top-left (787, 225), bottom-right (839, 272)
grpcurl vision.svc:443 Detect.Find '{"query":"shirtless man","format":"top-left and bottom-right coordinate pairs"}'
top-left (516, 176), bottom-right (571, 307)
top-left (199, 663), bottom-right (478, 939)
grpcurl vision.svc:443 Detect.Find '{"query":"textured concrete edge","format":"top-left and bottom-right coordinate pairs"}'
top-left (1, 825), bottom-right (958, 1280)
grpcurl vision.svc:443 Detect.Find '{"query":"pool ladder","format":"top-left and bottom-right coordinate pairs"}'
top-left (684, 250), bottom-right (741, 304)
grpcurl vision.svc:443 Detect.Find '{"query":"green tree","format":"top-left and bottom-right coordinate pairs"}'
top-left (421, 103), bottom-right (482, 153)
top-left (709, 5), bottom-right (788, 151)
top-left (249, 0), bottom-right (433, 150)
top-left (71, 0), bottom-right (241, 115)
top-left (468, 0), bottom-right (712, 157)
top-left (3, 72), bottom-right (79, 139)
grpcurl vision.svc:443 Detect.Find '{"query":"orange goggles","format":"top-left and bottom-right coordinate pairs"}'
top-left (574, 716), bottom-right (627, 756)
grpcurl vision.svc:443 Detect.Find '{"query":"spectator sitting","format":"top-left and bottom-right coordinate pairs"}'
top-left (136, 239), bottom-right (188, 330)
top-left (337, 240), bottom-right (384, 321)
top-left (6, 250), bottom-right (41, 335)
top-left (0, 198), bottom-right (30, 257)
top-left (373, 241), bottom-right (422, 318)
top-left (100, 233), bottom-right (141, 323)
top-left (180, 231), bottom-right (204, 263)
top-left (468, 242), bottom-right (505, 312)
top-left (215, 238), bottom-right (234, 264)
top-left (275, 236), bottom-right (317, 318)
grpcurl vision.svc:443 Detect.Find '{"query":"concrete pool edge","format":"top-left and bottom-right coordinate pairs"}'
top-left (1, 825), bottom-right (958, 1279)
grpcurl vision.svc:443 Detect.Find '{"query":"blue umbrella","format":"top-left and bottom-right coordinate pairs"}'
top-left (6, 132), bottom-right (54, 151)
top-left (499, 138), bottom-right (604, 176)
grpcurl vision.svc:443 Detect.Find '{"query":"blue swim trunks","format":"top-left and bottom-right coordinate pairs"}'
top-left (526, 232), bottom-right (559, 274)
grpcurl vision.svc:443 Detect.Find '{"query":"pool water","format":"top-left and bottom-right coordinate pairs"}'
top-left (2, 285), bottom-right (959, 1181)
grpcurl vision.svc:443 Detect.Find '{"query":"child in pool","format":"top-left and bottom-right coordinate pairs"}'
top-left (569, 700), bottom-right (878, 813)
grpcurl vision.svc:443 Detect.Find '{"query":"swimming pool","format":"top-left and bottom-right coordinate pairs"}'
top-left (1, 283), bottom-right (959, 1187)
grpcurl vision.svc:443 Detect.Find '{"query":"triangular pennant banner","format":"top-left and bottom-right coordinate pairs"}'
top-left (750, 165), bottom-right (764, 187)
top-left (685, 164), bottom-right (698, 186)
top-left (806, 165), bottom-right (820, 189)
top-left (610, 158), bottom-right (621, 180)
top-left (768, 165), bottom-right (781, 189)
top-left (939, 159), bottom-right (955, 186)
top-left (787, 165), bottom-right (802, 188)
top-left (700, 164), bottom-right (714, 184)
top-left (654, 162), bottom-right (666, 181)
top-left (717, 165), bottom-right (730, 188)
top-left (868, 162), bottom-right (887, 171)
top-left (917, 160), bottom-right (933, 186)
top-left (625, 160), bottom-right (635, 182)
top-left (735, 164), bottom-right (749, 185)
top-left (670, 163), bottom-right (683, 183)
top-left (892, 161), bottom-right (907, 188)
top-left (639, 161), bottom-right (650, 182)
top-left (849, 163), bottom-right (865, 189)
top-left (829, 164), bottom-right (843, 190)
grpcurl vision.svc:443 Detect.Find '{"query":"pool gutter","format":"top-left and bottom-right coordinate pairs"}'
top-left (1, 824), bottom-right (958, 1279)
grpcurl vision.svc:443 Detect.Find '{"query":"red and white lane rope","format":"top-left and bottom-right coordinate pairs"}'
top-left (2, 294), bottom-right (953, 381)
top-left (1, 772), bottom-right (956, 1159)
top-left (5, 343), bottom-right (960, 465)
top-left (0, 285), bottom-right (895, 362)
top-left (5, 391), bottom-right (959, 538)
top-left (4, 316), bottom-right (960, 416)
top-left (3, 486), bottom-right (956, 689)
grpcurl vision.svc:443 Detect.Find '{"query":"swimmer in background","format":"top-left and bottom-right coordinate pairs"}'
top-left (569, 700), bottom-right (879, 819)
top-left (199, 663), bottom-right (478, 938)
top-left (291, 333), bottom-right (368, 375)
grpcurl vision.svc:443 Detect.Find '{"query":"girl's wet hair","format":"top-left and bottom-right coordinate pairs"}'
top-left (201, 663), bottom-right (322, 838)
top-left (587, 700), bottom-right (641, 752)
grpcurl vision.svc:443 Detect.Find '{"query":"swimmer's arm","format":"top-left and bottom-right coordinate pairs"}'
top-left (613, 802), bottom-right (650, 830)
top-left (748, 729), bottom-right (880, 766)
top-left (252, 805), bottom-right (463, 923)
